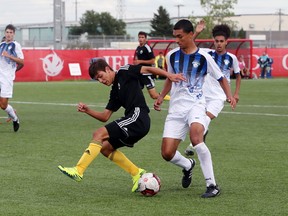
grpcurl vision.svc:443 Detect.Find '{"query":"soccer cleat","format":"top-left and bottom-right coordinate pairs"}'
top-left (201, 184), bottom-right (221, 198)
top-left (58, 165), bottom-right (83, 182)
top-left (182, 159), bottom-right (196, 188)
top-left (131, 168), bottom-right (146, 192)
top-left (13, 119), bottom-right (20, 132)
top-left (184, 145), bottom-right (194, 157)
top-left (163, 94), bottom-right (171, 101)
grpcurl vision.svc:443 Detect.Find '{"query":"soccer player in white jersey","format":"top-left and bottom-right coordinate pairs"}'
top-left (154, 19), bottom-right (236, 198)
top-left (185, 22), bottom-right (241, 156)
top-left (0, 24), bottom-right (24, 132)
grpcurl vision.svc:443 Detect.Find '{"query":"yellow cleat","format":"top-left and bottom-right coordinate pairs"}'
top-left (163, 95), bottom-right (171, 101)
top-left (58, 165), bottom-right (83, 182)
top-left (131, 168), bottom-right (146, 192)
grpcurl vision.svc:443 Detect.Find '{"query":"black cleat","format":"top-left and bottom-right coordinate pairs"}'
top-left (182, 159), bottom-right (195, 188)
top-left (184, 146), bottom-right (194, 156)
top-left (201, 184), bottom-right (220, 198)
top-left (13, 119), bottom-right (20, 132)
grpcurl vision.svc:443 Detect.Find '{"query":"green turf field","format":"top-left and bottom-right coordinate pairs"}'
top-left (1, 79), bottom-right (287, 215)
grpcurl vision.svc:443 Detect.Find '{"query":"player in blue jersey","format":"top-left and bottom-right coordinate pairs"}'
top-left (184, 22), bottom-right (241, 156)
top-left (0, 24), bottom-right (24, 132)
top-left (154, 19), bottom-right (236, 198)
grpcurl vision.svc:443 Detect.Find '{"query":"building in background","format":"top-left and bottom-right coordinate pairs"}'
top-left (1, 14), bottom-right (287, 49)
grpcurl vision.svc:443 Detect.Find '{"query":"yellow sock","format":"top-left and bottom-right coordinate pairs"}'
top-left (108, 150), bottom-right (139, 176)
top-left (76, 142), bottom-right (102, 175)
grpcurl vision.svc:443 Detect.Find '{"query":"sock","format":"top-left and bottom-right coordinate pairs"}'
top-left (170, 150), bottom-right (193, 170)
top-left (76, 142), bottom-right (102, 175)
top-left (5, 105), bottom-right (18, 121)
top-left (194, 142), bottom-right (216, 186)
top-left (108, 150), bottom-right (139, 176)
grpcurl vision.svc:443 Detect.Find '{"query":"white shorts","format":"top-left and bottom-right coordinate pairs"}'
top-left (163, 102), bottom-right (206, 141)
top-left (206, 98), bottom-right (224, 118)
top-left (0, 78), bottom-right (13, 98)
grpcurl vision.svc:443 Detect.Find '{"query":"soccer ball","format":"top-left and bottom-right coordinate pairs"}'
top-left (138, 173), bottom-right (161, 196)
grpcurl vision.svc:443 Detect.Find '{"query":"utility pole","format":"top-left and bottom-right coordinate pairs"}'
top-left (175, 4), bottom-right (184, 20)
top-left (74, 0), bottom-right (78, 21)
top-left (278, 8), bottom-right (282, 31)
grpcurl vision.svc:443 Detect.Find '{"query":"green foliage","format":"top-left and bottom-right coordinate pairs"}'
top-left (190, 0), bottom-right (238, 39)
top-left (150, 6), bottom-right (173, 37)
top-left (69, 10), bottom-right (126, 36)
top-left (1, 79), bottom-right (287, 215)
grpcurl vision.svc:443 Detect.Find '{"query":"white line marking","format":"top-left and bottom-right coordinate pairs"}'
top-left (10, 101), bottom-right (288, 117)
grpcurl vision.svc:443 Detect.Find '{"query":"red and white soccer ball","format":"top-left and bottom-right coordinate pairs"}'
top-left (138, 173), bottom-right (161, 196)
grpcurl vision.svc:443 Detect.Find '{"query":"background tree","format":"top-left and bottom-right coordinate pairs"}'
top-left (150, 6), bottom-right (173, 37)
top-left (189, 0), bottom-right (238, 39)
top-left (69, 10), bottom-right (126, 35)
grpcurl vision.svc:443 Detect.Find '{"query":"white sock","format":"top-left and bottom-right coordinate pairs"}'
top-left (194, 142), bottom-right (216, 186)
top-left (5, 105), bottom-right (18, 121)
top-left (170, 150), bottom-right (193, 171)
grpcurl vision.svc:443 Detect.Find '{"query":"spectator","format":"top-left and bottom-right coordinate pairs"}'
top-left (258, 52), bottom-right (269, 79)
top-left (238, 55), bottom-right (249, 79)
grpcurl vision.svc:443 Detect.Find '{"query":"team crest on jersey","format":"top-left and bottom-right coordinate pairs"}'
top-left (224, 59), bottom-right (230, 65)
top-left (192, 61), bottom-right (200, 68)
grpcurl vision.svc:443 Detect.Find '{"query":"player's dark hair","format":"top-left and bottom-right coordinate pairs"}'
top-left (5, 24), bottom-right (16, 32)
top-left (138, 31), bottom-right (147, 38)
top-left (89, 59), bottom-right (113, 80)
top-left (173, 19), bottom-right (194, 33)
top-left (212, 24), bottom-right (231, 39)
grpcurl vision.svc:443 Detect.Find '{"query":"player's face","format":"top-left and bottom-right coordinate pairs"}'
top-left (173, 29), bottom-right (193, 50)
top-left (4, 29), bottom-right (15, 42)
top-left (95, 70), bottom-right (113, 86)
top-left (214, 35), bottom-right (227, 54)
top-left (138, 35), bottom-right (147, 46)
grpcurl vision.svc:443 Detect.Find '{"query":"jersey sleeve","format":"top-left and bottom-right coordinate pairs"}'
top-left (15, 41), bottom-right (24, 59)
top-left (205, 52), bottom-right (223, 81)
top-left (231, 53), bottom-right (240, 74)
top-left (144, 44), bottom-right (155, 59)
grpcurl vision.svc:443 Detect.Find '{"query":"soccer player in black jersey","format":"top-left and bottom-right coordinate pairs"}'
top-left (134, 31), bottom-right (170, 100)
top-left (58, 59), bottom-right (184, 193)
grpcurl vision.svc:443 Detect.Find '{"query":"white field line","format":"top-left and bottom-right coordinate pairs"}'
top-left (8, 101), bottom-right (288, 117)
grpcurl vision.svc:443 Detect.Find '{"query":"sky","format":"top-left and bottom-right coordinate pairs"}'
top-left (0, 0), bottom-right (287, 25)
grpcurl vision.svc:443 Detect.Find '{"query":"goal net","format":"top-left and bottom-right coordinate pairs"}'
top-left (148, 39), bottom-right (253, 78)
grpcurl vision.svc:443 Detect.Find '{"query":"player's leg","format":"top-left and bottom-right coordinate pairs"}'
top-left (0, 80), bottom-right (20, 132)
top-left (58, 127), bottom-right (107, 181)
top-left (190, 122), bottom-right (220, 198)
top-left (145, 75), bottom-right (170, 100)
top-left (103, 109), bottom-right (150, 192)
top-left (162, 116), bottom-right (195, 188)
top-left (184, 99), bottom-right (224, 156)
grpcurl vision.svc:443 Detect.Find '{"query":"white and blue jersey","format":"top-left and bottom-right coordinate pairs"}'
top-left (201, 48), bottom-right (240, 100)
top-left (0, 41), bottom-right (24, 80)
top-left (166, 47), bottom-right (224, 112)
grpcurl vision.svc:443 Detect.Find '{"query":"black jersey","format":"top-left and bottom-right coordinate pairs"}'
top-left (135, 44), bottom-right (155, 66)
top-left (106, 64), bottom-right (150, 115)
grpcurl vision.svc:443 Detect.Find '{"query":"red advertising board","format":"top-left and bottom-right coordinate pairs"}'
top-left (15, 48), bottom-right (288, 82)
top-left (16, 49), bottom-right (135, 82)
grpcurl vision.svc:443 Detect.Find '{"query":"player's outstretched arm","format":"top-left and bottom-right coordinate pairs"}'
top-left (218, 78), bottom-right (236, 110)
top-left (78, 102), bottom-right (113, 122)
top-left (192, 19), bottom-right (206, 41)
top-left (141, 66), bottom-right (185, 82)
